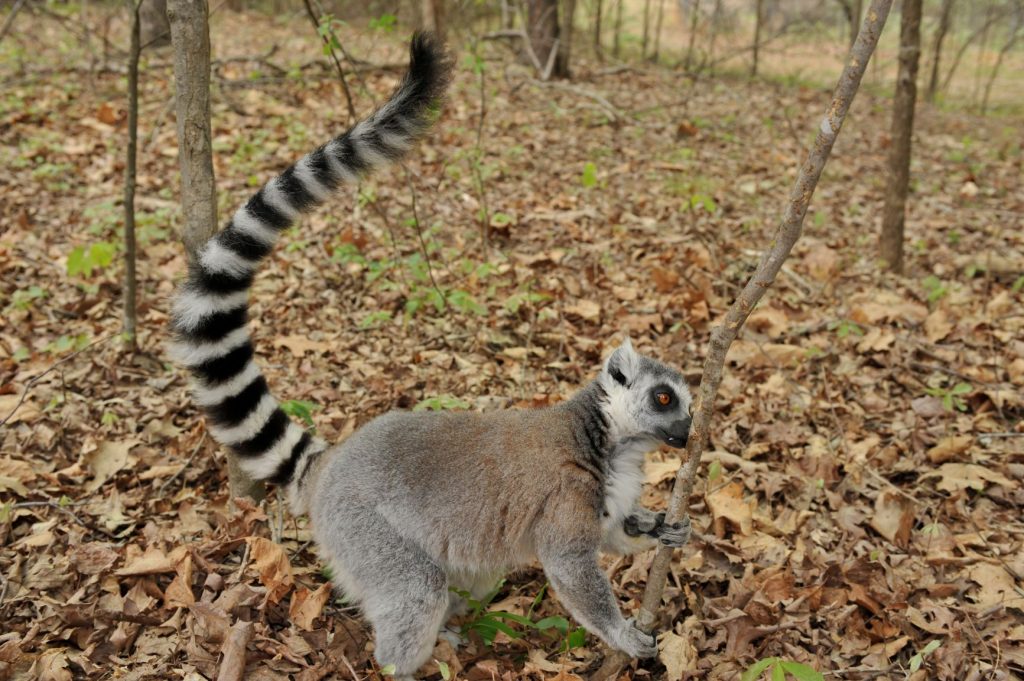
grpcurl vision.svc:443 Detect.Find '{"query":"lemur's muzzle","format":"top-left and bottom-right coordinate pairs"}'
top-left (659, 417), bottom-right (691, 449)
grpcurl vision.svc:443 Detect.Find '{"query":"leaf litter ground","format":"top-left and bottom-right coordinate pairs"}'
top-left (0, 10), bottom-right (1022, 681)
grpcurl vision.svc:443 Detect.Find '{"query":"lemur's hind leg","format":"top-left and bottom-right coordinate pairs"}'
top-left (320, 508), bottom-right (448, 679)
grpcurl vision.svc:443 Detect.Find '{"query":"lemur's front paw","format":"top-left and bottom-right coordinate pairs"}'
top-left (623, 511), bottom-right (660, 537)
top-left (655, 514), bottom-right (691, 548)
top-left (615, 618), bottom-right (658, 658)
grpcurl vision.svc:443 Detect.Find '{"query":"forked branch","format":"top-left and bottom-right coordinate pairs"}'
top-left (593, 0), bottom-right (894, 677)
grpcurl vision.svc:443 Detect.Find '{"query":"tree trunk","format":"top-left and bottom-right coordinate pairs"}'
top-left (592, 4), bottom-right (895, 679)
top-left (850, 0), bottom-right (862, 48)
top-left (593, 0), bottom-right (603, 58)
top-left (613, 0), bottom-right (623, 57)
top-left (527, 0), bottom-right (566, 78)
top-left (926, 0), bottom-right (954, 102)
top-left (641, 0), bottom-right (651, 59)
top-left (704, 0), bottom-right (723, 73)
top-left (167, 0), bottom-right (265, 502)
top-left (971, 4), bottom-right (993, 106)
top-left (652, 0), bottom-right (665, 62)
top-left (980, 23), bottom-right (1021, 115)
top-left (941, 7), bottom-right (1002, 95)
top-left (683, 0), bottom-right (700, 69)
top-left (421, 0), bottom-right (445, 41)
top-left (751, 0), bottom-right (764, 77)
top-left (879, 0), bottom-right (922, 274)
top-left (555, 0), bottom-right (576, 78)
top-left (123, 0), bottom-right (141, 353)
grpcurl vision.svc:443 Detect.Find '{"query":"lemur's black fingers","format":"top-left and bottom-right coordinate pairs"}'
top-left (623, 515), bottom-right (643, 537)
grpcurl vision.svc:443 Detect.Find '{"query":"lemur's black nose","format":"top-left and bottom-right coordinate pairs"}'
top-left (660, 417), bottom-right (691, 449)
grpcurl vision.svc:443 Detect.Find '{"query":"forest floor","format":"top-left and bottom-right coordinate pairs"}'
top-left (1, 8), bottom-right (1022, 681)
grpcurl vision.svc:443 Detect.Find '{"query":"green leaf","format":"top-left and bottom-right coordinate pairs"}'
top-left (778, 661), bottom-right (824, 681)
top-left (708, 459), bottom-right (722, 482)
top-left (741, 658), bottom-right (778, 681)
top-left (534, 616), bottom-right (570, 634)
top-left (566, 627), bottom-right (587, 649)
top-left (581, 161), bottom-right (598, 188)
top-left (437, 660), bottom-right (451, 680)
top-left (280, 399), bottom-right (321, 429)
top-left (379, 664), bottom-right (396, 676)
top-left (922, 640), bottom-right (942, 655)
top-left (488, 611), bottom-right (535, 626)
top-left (951, 382), bottom-right (972, 395)
top-left (908, 653), bottom-right (923, 673)
top-left (67, 246), bottom-right (87, 277)
top-left (771, 664), bottom-right (785, 681)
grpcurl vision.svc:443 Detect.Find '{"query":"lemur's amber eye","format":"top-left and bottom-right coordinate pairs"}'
top-left (656, 392), bottom-right (671, 406)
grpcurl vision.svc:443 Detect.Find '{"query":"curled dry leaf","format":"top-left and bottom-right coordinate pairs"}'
top-left (658, 630), bottom-right (698, 681)
top-left (246, 536), bottom-right (294, 605)
top-left (705, 482), bottom-right (753, 537)
top-left (868, 491), bottom-right (915, 549)
top-left (288, 583), bottom-right (332, 631)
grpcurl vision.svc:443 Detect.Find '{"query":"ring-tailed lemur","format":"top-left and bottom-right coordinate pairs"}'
top-left (170, 33), bottom-right (693, 679)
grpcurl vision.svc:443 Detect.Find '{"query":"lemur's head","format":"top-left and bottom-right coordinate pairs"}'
top-left (598, 339), bottom-right (693, 449)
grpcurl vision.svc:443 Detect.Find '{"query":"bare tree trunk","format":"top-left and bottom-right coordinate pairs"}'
top-left (593, 0), bottom-right (603, 58)
top-left (556, 0), bottom-right (576, 77)
top-left (683, 0), bottom-right (700, 69)
top-left (527, 0), bottom-right (567, 78)
top-left (652, 0), bottom-right (665, 62)
top-left (421, 0), bottom-right (445, 40)
top-left (850, 0), bottom-right (862, 48)
top-left (971, 3), bottom-right (993, 106)
top-left (641, 0), bottom-right (650, 59)
top-left (980, 23), bottom-right (1021, 115)
top-left (751, 0), bottom-right (764, 77)
top-left (167, 0), bottom-right (265, 503)
top-left (592, 1), bottom-right (894, 678)
top-left (123, 0), bottom-right (142, 353)
top-left (879, 0), bottom-right (922, 274)
top-left (941, 6), bottom-right (1003, 94)
top-left (704, 0), bottom-right (723, 73)
top-left (613, 0), bottom-right (623, 57)
top-left (926, 0), bottom-right (954, 102)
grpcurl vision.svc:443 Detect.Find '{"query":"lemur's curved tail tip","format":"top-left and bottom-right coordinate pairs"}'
top-left (168, 33), bottom-right (452, 508)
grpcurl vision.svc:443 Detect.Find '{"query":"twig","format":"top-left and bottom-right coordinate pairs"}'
top-left (528, 79), bottom-right (620, 122)
top-left (405, 167), bottom-right (446, 309)
top-left (159, 430), bottom-right (207, 494)
top-left (0, 0), bottom-right (27, 45)
top-left (0, 335), bottom-right (115, 428)
top-left (300, 0), bottom-right (356, 122)
top-left (593, 1), bottom-right (894, 677)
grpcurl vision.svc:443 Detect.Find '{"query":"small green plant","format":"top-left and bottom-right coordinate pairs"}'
top-left (368, 12), bottom-right (397, 32)
top-left (67, 242), bottom-right (116, 278)
top-left (280, 399), bottom-right (321, 429)
top-left (741, 657), bottom-right (823, 681)
top-left (581, 161), bottom-right (598, 188)
top-left (1011, 274), bottom-right (1024, 293)
top-left (827, 319), bottom-right (864, 338)
top-left (44, 334), bottom-right (90, 355)
top-left (7, 286), bottom-right (47, 311)
top-left (414, 395), bottom-right (471, 412)
top-left (946, 229), bottom-right (961, 245)
top-left (925, 382), bottom-right (971, 412)
top-left (922, 275), bottom-right (949, 303)
top-left (907, 639), bottom-right (941, 676)
top-left (359, 311), bottom-right (393, 329)
top-left (451, 581), bottom-right (586, 652)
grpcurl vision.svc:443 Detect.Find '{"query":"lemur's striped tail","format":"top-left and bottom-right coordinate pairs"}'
top-left (169, 34), bottom-right (452, 509)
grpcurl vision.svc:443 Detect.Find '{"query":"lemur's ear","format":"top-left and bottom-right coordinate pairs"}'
top-left (604, 338), bottom-right (639, 387)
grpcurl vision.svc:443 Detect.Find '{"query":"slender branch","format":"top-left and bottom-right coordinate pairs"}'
top-left (300, 0), bottom-right (356, 123)
top-left (0, 335), bottom-right (115, 428)
top-left (123, 0), bottom-right (143, 352)
top-left (593, 1), bottom-right (894, 676)
top-left (0, 0), bottom-right (27, 45)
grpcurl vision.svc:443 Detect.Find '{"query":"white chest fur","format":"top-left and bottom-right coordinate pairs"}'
top-left (601, 438), bottom-right (653, 531)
